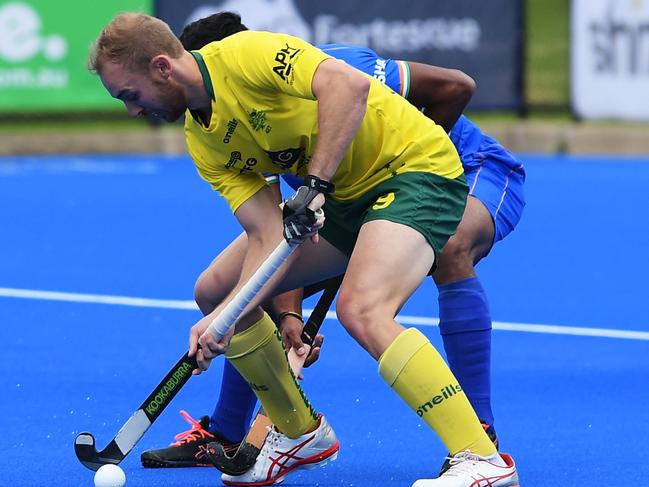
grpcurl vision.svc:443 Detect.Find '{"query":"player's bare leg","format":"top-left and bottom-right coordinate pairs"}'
top-left (336, 220), bottom-right (434, 357)
top-left (434, 196), bottom-right (494, 284)
top-left (333, 219), bottom-right (494, 452)
top-left (195, 233), bottom-right (248, 314)
top-left (333, 219), bottom-right (516, 487)
top-left (429, 196), bottom-right (502, 476)
top-left (144, 233), bottom-right (342, 470)
top-left (216, 238), bottom-right (347, 486)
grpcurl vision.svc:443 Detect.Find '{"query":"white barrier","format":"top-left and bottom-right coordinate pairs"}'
top-left (572, 0), bottom-right (649, 120)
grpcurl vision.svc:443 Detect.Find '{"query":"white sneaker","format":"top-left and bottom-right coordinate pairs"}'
top-left (412, 451), bottom-right (519, 487)
top-left (221, 414), bottom-right (339, 486)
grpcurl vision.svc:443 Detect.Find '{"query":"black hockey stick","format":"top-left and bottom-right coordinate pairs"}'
top-left (207, 275), bottom-right (342, 475)
top-left (74, 240), bottom-right (299, 471)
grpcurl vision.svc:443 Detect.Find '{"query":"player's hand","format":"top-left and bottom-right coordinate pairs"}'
top-left (302, 334), bottom-right (324, 368)
top-left (188, 315), bottom-right (235, 374)
top-left (282, 187), bottom-right (325, 244)
top-left (280, 316), bottom-right (324, 372)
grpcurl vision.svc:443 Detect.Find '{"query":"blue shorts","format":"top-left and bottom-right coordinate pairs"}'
top-left (447, 116), bottom-right (525, 244)
top-left (281, 44), bottom-right (526, 246)
top-left (464, 143), bottom-right (526, 244)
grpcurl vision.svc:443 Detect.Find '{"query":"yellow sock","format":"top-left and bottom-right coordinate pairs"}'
top-left (225, 311), bottom-right (318, 438)
top-left (378, 328), bottom-right (496, 456)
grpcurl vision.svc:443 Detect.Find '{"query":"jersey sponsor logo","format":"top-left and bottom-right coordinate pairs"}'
top-left (273, 43), bottom-right (302, 84)
top-left (222, 118), bottom-right (238, 143)
top-left (225, 150), bottom-right (257, 174)
top-left (225, 150), bottom-right (242, 169)
top-left (416, 383), bottom-right (463, 417)
top-left (372, 192), bottom-right (395, 210)
top-left (248, 109), bottom-right (272, 133)
top-left (265, 147), bottom-right (302, 169)
top-left (373, 58), bottom-right (387, 84)
top-left (241, 157), bottom-right (258, 173)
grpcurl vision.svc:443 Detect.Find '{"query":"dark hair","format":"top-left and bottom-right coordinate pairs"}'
top-left (180, 11), bottom-right (248, 51)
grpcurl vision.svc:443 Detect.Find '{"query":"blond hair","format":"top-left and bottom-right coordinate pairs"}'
top-left (88, 12), bottom-right (184, 74)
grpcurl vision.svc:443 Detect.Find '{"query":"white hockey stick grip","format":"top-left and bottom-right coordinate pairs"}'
top-left (206, 239), bottom-right (298, 340)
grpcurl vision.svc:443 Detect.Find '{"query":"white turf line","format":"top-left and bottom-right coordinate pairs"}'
top-left (1, 286), bottom-right (648, 342)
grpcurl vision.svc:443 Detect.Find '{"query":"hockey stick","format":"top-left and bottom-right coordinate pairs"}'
top-left (74, 239), bottom-right (299, 471)
top-left (207, 275), bottom-right (342, 475)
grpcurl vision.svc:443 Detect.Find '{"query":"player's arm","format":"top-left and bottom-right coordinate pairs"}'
top-left (306, 58), bottom-right (369, 183)
top-left (262, 174), bottom-right (323, 366)
top-left (189, 185), bottom-right (290, 370)
top-left (260, 173), bottom-right (306, 346)
top-left (267, 288), bottom-right (307, 351)
top-left (280, 58), bottom-right (369, 244)
top-left (228, 34), bottom-right (369, 239)
top-left (405, 61), bottom-right (475, 133)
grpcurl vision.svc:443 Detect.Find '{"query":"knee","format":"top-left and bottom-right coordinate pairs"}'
top-left (435, 235), bottom-right (475, 282)
top-left (335, 289), bottom-right (378, 347)
top-left (194, 268), bottom-right (230, 315)
top-left (441, 234), bottom-right (474, 265)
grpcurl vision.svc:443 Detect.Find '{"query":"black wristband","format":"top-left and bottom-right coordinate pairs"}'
top-left (278, 311), bottom-right (304, 324)
top-left (304, 175), bottom-right (335, 195)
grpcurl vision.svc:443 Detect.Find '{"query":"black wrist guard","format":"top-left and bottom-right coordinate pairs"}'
top-left (303, 175), bottom-right (335, 195)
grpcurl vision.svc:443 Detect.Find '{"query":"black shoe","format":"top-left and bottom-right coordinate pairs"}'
top-left (438, 421), bottom-right (499, 475)
top-left (141, 410), bottom-right (240, 468)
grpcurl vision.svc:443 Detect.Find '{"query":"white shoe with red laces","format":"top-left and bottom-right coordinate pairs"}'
top-left (221, 414), bottom-right (339, 486)
top-left (412, 451), bottom-right (519, 487)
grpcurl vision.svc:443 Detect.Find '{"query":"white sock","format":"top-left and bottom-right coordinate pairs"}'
top-left (486, 452), bottom-right (506, 467)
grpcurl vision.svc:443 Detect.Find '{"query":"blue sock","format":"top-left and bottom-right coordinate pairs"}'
top-left (210, 359), bottom-right (258, 442)
top-left (437, 276), bottom-right (494, 426)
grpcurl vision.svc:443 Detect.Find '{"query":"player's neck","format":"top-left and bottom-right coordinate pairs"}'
top-left (177, 51), bottom-right (212, 113)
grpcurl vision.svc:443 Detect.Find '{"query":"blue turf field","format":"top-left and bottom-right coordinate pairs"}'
top-left (1, 154), bottom-right (648, 486)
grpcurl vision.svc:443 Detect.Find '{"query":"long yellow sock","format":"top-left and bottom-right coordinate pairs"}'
top-left (378, 328), bottom-right (496, 456)
top-left (225, 311), bottom-right (318, 438)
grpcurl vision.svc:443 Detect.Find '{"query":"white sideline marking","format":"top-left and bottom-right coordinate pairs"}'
top-left (0, 158), bottom-right (159, 175)
top-left (1, 287), bottom-right (648, 341)
top-left (0, 287), bottom-right (197, 310)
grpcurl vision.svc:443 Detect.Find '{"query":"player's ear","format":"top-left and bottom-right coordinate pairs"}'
top-left (150, 55), bottom-right (172, 80)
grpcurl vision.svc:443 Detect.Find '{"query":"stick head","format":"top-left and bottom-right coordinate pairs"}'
top-left (74, 432), bottom-right (122, 471)
top-left (207, 441), bottom-right (260, 475)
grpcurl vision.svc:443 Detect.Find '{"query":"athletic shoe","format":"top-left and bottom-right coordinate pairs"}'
top-left (439, 422), bottom-right (499, 475)
top-left (221, 414), bottom-right (339, 486)
top-left (413, 451), bottom-right (519, 487)
top-left (141, 410), bottom-right (239, 468)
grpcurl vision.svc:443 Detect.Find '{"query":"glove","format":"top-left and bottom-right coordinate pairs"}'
top-left (282, 185), bottom-right (321, 243)
top-left (282, 175), bottom-right (335, 243)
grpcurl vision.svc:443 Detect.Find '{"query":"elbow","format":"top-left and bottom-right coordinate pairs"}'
top-left (351, 72), bottom-right (370, 108)
top-left (314, 59), bottom-right (370, 110)
top-left (450, 69), bottom-right (476, 105)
